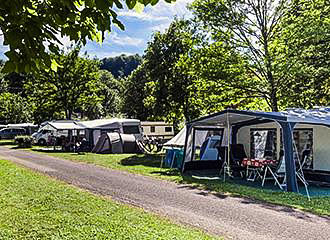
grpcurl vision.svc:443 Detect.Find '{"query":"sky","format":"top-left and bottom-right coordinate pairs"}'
top-left (0, 0), bottom-right (193, 60)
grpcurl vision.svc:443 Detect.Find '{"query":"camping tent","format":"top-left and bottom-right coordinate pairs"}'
top-left (183, 108), bottom-right (330, 193)
top-left (92, 132), bottom-right (142, 154)
top-left (81, 118), bottom-right (142, 147)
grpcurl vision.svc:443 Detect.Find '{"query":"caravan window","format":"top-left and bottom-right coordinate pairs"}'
top-left (250, 129), bottom-right (277, 159)
top-left (165, 127), bottom-right (172, 132)
top-left (123, 125), bottom-right (140, 134)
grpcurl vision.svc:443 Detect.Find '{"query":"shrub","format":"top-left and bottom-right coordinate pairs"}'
top-left (14, 135), bottom-right (33, 148)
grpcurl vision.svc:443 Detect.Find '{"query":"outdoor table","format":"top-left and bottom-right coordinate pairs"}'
top-left (242, 158), bottom-right (277, 182)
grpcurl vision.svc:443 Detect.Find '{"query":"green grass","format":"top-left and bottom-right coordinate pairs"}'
top-left (0, 159), bottom-right (219, 240)
top-left (26, 148), bottom-right (330, 217)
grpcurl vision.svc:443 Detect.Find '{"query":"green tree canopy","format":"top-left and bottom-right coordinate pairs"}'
top-left (190, 0), bottom-right (289, 111)
top-left (0, 92), bottom-right (32, 124)
top-left (275, 0), bottom-right (330, 109)
top-left (25, 46), bottom-right (103, 122)
top-left (142, 19), bottom-right (202, 123)
top-left (0, 0), bottom-right (174, 73)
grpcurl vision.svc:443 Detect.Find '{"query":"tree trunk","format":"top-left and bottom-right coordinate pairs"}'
top-left (270, 89), bottom-right (279, 112)
top-left (66, 109), bottom-right (72, 120)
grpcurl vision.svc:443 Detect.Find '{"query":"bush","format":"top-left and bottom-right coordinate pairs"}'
top-left (14, 135), bottom-right (33, 148)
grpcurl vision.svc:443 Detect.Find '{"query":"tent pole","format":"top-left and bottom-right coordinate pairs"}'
top-left (224, 112), bottom-right (231, 180)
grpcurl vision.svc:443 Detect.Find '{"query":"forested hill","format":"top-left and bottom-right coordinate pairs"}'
top-left (100, 54), bottom-right (142, 78)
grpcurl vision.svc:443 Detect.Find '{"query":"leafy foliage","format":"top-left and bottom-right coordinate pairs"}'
top-left (190, 0), bottom-right (289, 111)
top-left (0, 92), bottom-right (32, 124)
top-left (0, 0), bottom-right (174, 73)
top-left (142, 19), bottom-right (201, 123)
top-left (25, 46), bottom-right (103, 122)
top-left (275, 0), bottom-right (330, 108)
top-left (14, 135), bottom-right (33, 148)
top-left (122, 64), bottom-right (150, 120)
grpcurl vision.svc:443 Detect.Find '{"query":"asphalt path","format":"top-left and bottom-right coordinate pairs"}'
top-left (0, 146), bottom-right (329, 240)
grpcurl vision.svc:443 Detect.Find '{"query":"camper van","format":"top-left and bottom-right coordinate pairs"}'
top-left (141, 121), bottom-right (174, 142)
top-left (32, 120), bottom-right (78, 145)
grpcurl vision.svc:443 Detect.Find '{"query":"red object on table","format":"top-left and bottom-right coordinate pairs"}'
top-left (242, 158), bottom-right (276, 167)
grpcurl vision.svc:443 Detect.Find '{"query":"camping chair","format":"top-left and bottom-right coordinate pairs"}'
top-left (230, 144), bottom-right (247, 178)
top-left (261, 150), bottom-right (286, 190)
top-left (298, 149), bottom-right (311, 172)
top-left (217, 146), bottom-right (227, 176)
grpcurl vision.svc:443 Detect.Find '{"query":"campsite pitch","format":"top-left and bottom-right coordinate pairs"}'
top-left (0, 146), bottom-right (330, 240)
top-left (25, 147), bottom-right (330, 216)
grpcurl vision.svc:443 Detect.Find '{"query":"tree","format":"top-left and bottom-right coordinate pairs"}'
top-left (142, 19), bottom-right (201, 123)
top-left (122, 64), bottom-right (150, 120)
top-left (100, 54), bottom-right (142, 78)
top-left (97, 70), bottom-right (124, 118)
top-left (25, 47), bottom-right (103, 122)
top-left (0, 0), bottom-right (174, 72)
top-left (177, 40), bottom-right (269, 114)
top-left (0, 92), bottom-right (32, 124)
top-left (190, 0), bottom-right (289, 111)
top-left (275, 0), bottom-right (330, 108)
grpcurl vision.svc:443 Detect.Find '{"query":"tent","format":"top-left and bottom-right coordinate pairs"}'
top-left (183, 108), bottom-right (330, 193)
top-left (81, 118), bottom-right (142, 147)
top-left (92, 132), bottom-right (142, 154)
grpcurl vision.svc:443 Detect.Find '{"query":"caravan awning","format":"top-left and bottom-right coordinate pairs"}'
top-left (43, 122), bottom-right (85, 131)
top-left (189, 108), bottom-right (330, 127)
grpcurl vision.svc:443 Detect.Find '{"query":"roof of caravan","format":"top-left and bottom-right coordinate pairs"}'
top-left (80, 118), bottom-right (140, 129)
top-left (141, 121), bottom-right (173, 126)
top-left (6, 123), bottom-right (38, 128)
top-left (189, 108), bottom-right (330, 127)
top-left (44, 122), bottom-right (85, 130)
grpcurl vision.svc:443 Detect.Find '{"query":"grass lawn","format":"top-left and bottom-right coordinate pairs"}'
top-left (0, 159), bottom-right (219, 240)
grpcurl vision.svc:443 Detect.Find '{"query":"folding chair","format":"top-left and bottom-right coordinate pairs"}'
top-left (230, 144), bottom-right (248, 178)
top-left (262, 150), bottom-right (286, 190)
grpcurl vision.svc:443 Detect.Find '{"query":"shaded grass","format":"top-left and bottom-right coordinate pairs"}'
top-left (0, 159), bottom-right (219, 240)
top-left (0, 139), bottom-right (16, 146)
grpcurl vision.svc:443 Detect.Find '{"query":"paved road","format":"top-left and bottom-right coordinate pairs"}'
top-left (0, 146), bottom-right (329, 240)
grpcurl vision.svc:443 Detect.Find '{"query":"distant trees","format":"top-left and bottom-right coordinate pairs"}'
top-left (100, 54), bottom-right (142, 78)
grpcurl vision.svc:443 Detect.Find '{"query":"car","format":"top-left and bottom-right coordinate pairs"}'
top-left (0, 128), bottom-right (26, 140)
top-left (31, 129), bottom-right (54, 145)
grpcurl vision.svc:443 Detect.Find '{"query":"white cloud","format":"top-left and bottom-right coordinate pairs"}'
top-left (118, 0), bottom-right (193, 22)
top-left (106, 32), bottom-right (144, 47)
top-left (0, 31), bottom-right (9, 57)
top-left (118, 11), bottom-right (169, 22)
top-left (150, 23), bottom-right (172, 33)
top-left (145, 0), bottom-right (193, 18)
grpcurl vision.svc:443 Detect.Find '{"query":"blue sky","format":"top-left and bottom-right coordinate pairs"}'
top-left (0, 0), bottom-right (192, 60)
